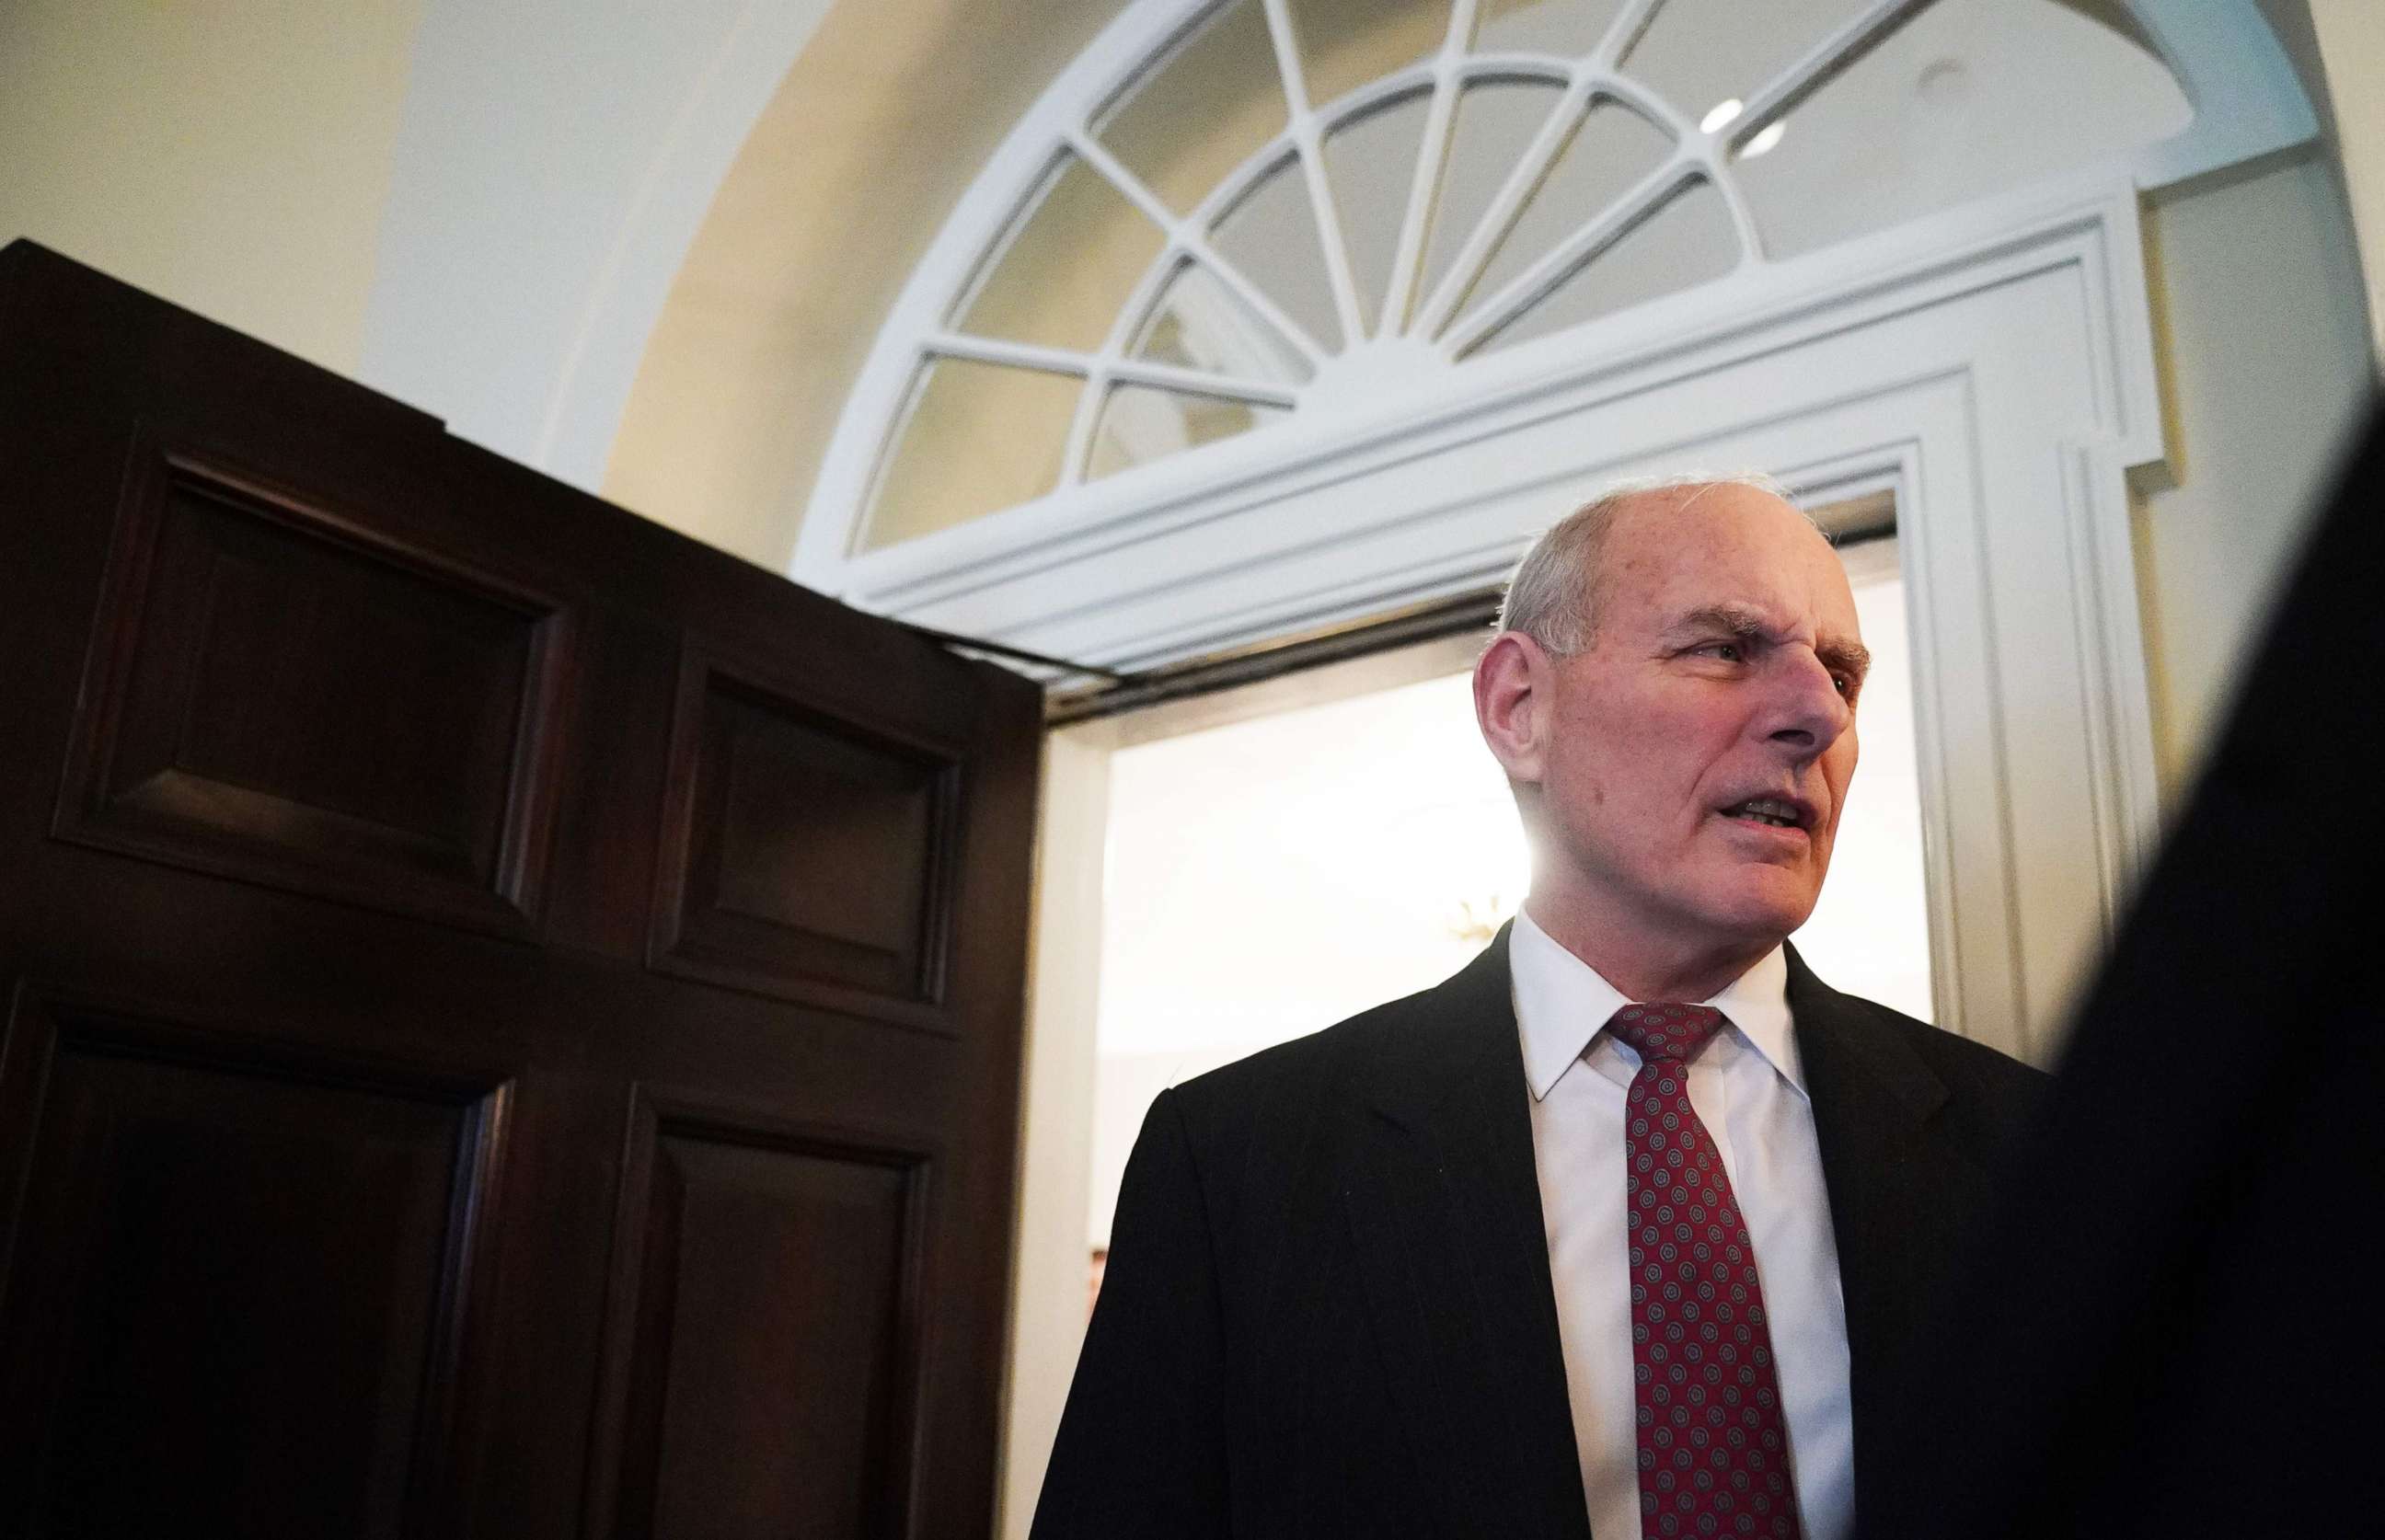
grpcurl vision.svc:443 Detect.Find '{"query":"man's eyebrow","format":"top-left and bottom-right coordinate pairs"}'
top-left (1670, 603), bottom-right (1769, 639)
top-left (1671, 603), bottom-right (1872, 679)
top-left (1817, 637), bottom-right (1872, 681)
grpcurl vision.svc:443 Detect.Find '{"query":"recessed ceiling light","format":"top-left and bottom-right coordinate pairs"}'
top-left (1699, 98), bottom-right (1745, 135)
top-left (1742, 120), bottom-right (1787, 158)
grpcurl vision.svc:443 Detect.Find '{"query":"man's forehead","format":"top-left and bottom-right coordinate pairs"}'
top-left (1605, 494), bottom-right (1856, 626)
top-left (1608, 483), bottom-right (1824, 559)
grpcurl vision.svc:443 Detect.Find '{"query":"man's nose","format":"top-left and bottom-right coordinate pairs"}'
top-left (1763, 649), bottom-right (1851, 757)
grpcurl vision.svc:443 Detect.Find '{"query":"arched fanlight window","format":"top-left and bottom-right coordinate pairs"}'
top-left (841, 0), bottom-right (2196, 554)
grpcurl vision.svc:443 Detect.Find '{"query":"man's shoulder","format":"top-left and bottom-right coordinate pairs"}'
top-left (1805, 978), bottom-right (2052, 1117)
top-left (1170, 975), bottom-right (1452, 1113)
top-left (1120, 977), bottom-right (1472, 1231)
top-left (1159, 948), bottom-right (1506, 1161)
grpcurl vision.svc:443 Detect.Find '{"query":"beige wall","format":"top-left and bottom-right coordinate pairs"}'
top-left (2306, 0), bottom-right (2385, 363)
top-left (2133, 145), bottom-right (2375, 795)
top-left (600, 0), bottom-right (1133, 573)
top-left (0, 0), bottom-right (423, 376)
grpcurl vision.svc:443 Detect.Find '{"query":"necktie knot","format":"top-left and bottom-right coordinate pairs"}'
top-left (1605, 1002), bottom-right (1725, 1063)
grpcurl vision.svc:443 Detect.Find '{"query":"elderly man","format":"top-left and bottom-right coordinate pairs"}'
top-left (1031, 477), bottom-right (2046, 1540)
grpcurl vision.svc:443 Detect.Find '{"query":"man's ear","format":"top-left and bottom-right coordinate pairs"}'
top-left (1475, 630), bottom-right (1551, 785)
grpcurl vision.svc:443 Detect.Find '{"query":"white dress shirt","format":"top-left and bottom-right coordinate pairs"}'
top-left (1511, 906), bottom-right (1855, 1540)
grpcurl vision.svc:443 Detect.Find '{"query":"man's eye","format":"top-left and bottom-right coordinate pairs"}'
top-left (1698, 641), bottom-right (1744, 661)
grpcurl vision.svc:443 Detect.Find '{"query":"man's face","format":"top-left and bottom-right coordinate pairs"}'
top-left (1503, 486), bottom-right (1870, 957)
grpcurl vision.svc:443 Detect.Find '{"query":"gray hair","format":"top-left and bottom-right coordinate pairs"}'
top-left (1494, 471), bottom-right (1810, 656)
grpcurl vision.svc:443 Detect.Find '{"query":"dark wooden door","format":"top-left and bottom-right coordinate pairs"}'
top-left (0, 242), bottom-right (1042, 1540)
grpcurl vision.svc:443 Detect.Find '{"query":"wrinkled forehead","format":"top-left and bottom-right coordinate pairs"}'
top-left (1601, 487), bottom-right (1858, 635)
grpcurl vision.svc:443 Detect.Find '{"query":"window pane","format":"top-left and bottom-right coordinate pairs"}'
top-left (1087, 382), bottom-right (1288, 480)
top-left (1413, 76), bottom-right (1570, 329)
top-left (1322, 88), bottom-right (1433, 335)
top-left (1470, 175), bottom-right (1734, 354)
top-left (1132, 259), bottom-right (1313, 385)
top-left (860, 358), bottom-right (1082, 551)
top-left (1734, 0), bottom-right (2191, 260)
top-left (1096, 0), bottom-right (1288, 217)
top-left (951, 151), bottom-right (1166, 355)
top-left (1463, 100), bottom-right (1676, 327)
top-left (1620, 0), bottom-right (1884, 132)
top-left (1291, 0), bottom-right (1448, 109)
top-left (1473, 0), bottom-right (1627, 56)
top-left (1211, 152), bottom-right (1345, 352)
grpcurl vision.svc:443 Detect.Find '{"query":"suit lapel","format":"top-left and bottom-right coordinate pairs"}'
top-left (1784, 945), bottom-right (1961, 1525)
top-left (1340, 928), bottom-right (1594, 1539)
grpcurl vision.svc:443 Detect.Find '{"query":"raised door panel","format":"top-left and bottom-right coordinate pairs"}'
top-left (53, 438), bottom-right (575, 937)
top-left (583, 1094), bottom-right (927, 1540)
top-left (0, 991), bottom-right (511, 1540)
top-left (650, 650), bottom-right (962, 1030)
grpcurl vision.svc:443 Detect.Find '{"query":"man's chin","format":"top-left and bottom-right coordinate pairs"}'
top-left (1685, 878), bottom-right (1817, 949)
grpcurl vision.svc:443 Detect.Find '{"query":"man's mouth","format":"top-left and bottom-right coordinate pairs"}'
top-left (1721, 797), bottom-right (1811, 831)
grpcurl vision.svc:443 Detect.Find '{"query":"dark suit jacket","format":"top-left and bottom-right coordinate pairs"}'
top-left (1032, 932), bottom-right (2047, 1539)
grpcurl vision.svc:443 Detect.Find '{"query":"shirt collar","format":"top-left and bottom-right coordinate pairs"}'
top-left (1510, 906), bottom-right (1804, 1101)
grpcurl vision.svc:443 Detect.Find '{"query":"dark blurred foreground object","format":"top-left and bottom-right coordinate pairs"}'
top-left (1865, 401), bottom-right (2385, 1539)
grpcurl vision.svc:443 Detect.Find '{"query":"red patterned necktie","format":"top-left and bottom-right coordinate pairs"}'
top-left (1607, 1003), bottom-right (1803, 1540)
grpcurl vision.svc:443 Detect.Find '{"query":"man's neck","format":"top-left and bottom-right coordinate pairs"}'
top-left (1520, 892), bottom-right (1777, 1004)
